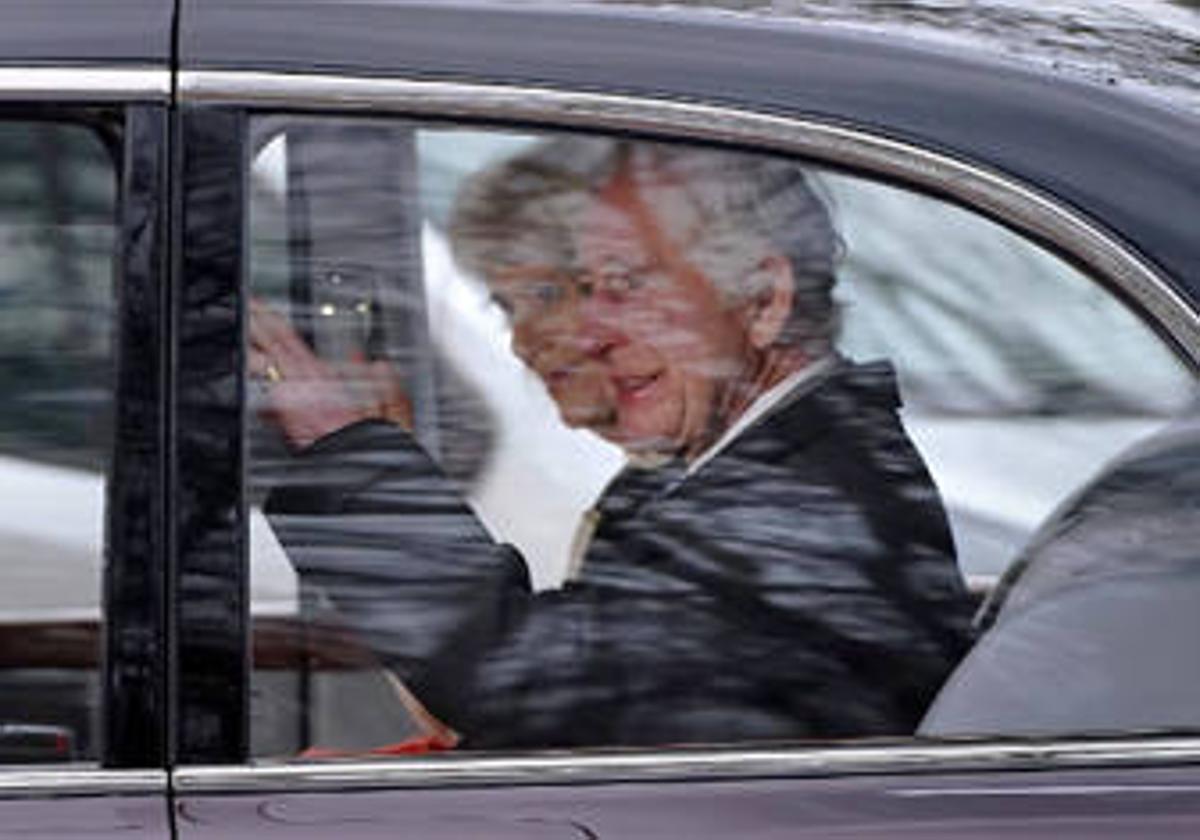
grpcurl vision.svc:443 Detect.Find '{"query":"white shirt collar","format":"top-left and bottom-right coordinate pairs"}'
top-left (566, 355), bottom-right (839, 582)
top-left (685, 354), bottom-right (839, 477)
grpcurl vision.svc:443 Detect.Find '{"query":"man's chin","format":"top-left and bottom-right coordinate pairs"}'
top-left (558, 406), bottom-right (679, 459)
top-left (596, 428), bottom-right (679, 462)
top-left (558, 402), bottom-right (614, 429)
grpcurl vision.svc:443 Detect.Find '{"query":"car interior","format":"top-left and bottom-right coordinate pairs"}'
top-left (242, 120), bottom-right (1197, 754)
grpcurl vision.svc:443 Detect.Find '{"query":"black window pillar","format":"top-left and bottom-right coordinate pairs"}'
top-left (171, 106), bottom-right (248, 764)
top-left (105, 104), bottom-right (170, 769)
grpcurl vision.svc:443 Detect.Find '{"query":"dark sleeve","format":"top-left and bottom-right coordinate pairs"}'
top-left (263, 419), bottom-right (532, 724)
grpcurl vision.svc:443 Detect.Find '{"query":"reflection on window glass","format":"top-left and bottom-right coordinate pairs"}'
top-left (0, 121), bottom-right (115, 764)
top-left (823, 176), bottom-right (1194, 576)
top-left (247, 119), bottom-right (1195, 756)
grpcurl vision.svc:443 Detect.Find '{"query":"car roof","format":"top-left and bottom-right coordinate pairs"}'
top-left (0, 0), bottom-right (173, 65)
top-left (180, 1), bottom-right (1200, 302)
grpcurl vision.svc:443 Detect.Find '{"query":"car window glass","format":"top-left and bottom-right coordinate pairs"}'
top-left (245, 118), bottom-right (1196, 757)
top-left (0, 120), bottom-right (116, 764)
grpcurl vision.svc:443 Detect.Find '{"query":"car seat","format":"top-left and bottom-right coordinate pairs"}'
top-left (919, 408), bottom-right (1200, 736)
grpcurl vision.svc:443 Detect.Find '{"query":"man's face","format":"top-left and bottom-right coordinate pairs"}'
top-left (489, 168), bottom-right (759, 458)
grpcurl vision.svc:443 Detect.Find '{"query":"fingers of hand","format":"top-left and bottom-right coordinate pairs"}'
top-left (247, 347), bottom-right (272, 379)
top-left (248, 299), bottom-right (415, 435)
top-left (249, 298), bottom-right (340, 383)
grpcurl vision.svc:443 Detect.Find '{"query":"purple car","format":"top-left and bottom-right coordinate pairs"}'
top-left (1, 1), bottom-right (1198, 838)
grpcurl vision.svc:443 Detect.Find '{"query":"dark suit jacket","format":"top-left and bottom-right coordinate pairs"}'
top-left (266, 360), bottom-right (974, 749)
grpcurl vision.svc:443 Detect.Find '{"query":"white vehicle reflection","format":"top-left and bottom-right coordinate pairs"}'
top-left (0, 458), bottom-right (296, 623)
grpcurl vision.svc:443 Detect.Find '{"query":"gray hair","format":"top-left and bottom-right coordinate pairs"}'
top-left (449, 136), bottom-right (841, 354)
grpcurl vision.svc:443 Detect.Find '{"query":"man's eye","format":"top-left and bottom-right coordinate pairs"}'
top-left (594, 262), bottom-right (657, 297)
top-left (496, 282), bottom-right (566, 319)
top-left (533, 282), bottom-right (563, 306)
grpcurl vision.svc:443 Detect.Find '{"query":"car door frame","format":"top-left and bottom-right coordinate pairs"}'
top-left (0, 64), bottom-right (172, 840)
top-left (169, 3), bottom-right (1200, 835)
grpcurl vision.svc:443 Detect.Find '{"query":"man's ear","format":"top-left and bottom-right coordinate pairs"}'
top-left (744, 254), bottom-right (795, 350)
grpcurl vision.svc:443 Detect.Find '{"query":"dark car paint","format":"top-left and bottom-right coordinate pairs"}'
top-left (0, 0), bottom-right (173, 66)
top-left (178, 765), bottom-right (1200, 840)
top-left (0, 795), bottom-right (169, 840)
top-left (3, 1), bottom-right (1200, 838)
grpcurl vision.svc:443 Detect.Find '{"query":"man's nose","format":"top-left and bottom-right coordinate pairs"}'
top-left (514, 292), bottom-right (622, 366)
top-left (571, 286), bottom-right (626, 360)
top-left (540, 303), bottom-right (621, 362)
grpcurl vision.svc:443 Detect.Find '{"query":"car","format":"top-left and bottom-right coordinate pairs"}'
top-left (1, 0), bottom-right (1198, 837)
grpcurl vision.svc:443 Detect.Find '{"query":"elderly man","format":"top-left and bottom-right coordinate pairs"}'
top-left (253, 137), bottom-right (974, 749)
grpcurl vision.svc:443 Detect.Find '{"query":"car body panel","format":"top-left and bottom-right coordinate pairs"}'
top-left (176, 762), bottom-right (1200, 840)
top-left (0, 772), bottom-right (168, 840)
top-left (0, 795), bottom-right (169, 840)
top-left (0, 0), bottom-right (173, 66)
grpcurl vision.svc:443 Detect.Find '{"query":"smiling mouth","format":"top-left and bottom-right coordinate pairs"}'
top-left (614, 372), bottom-right (662, 401)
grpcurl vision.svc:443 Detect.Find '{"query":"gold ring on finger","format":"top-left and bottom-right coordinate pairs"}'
top-left (265, 363), bottom-right (283, 383)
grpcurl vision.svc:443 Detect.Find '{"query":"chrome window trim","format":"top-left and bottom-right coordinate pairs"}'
top-left (175, 73), bottom-right (1200, 788)
top-left (177, 738), bottom-right (1200, 794)
top-left (0, 769), bottom-right (166, 799)
top-left (180, 70), bottom-right (1200, 366)
top-left (0, 67), bottom-right (170, 102)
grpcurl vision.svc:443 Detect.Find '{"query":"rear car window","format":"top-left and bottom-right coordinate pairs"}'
top-left (0, 120), bottom-right (116, 764)
top-left (242, 118), bottom-right (1196, 756)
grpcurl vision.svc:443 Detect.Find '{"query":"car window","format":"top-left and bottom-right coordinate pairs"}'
top-left (0, 119), bottom-right (116, 764)
top-left (243, 118), bottom-right (1195, 757)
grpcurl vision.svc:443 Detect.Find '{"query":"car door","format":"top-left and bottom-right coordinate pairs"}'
top-left (0, 2), bottom-right (173, 837)
top-left (170, 3), bottom-right (1200, 838)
